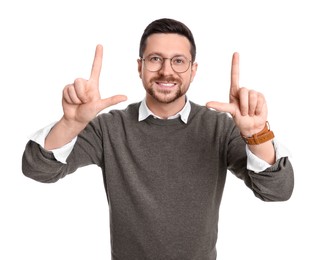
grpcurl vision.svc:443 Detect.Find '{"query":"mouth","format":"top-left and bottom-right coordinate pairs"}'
top-left (156, 81), bottom-right (176, 88)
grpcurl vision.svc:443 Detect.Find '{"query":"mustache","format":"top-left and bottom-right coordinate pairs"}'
top-left (151, 76), bottom-right (181, 83)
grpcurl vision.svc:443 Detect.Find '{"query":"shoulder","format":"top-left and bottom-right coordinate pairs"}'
top-left (188, 101), bottom-right (239, 140)
top-left (189, 101), bottom-right (234, 126)
top-left (93, 102), bottom-right (140, 126)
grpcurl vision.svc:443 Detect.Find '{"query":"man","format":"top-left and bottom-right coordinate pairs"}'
top-left (22, 18), bottom-right (294, 259)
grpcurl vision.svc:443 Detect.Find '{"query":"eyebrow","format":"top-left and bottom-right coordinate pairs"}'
top-left (146, 52), bottom-right (189, 58)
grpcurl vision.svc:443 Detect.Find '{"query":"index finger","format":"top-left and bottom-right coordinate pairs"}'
top-left (230, 52), bottom-right (240, 97)
top-left (90, 44), bottom-right (103, 82)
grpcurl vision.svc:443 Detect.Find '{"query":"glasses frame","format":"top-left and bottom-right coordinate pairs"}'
top-left (141, 55), bottom-right (192, 73)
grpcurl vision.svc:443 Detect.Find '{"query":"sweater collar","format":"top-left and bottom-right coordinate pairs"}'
top-left (138, 97), bottom-right (191, 124)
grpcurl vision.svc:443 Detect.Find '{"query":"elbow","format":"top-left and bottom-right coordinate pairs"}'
top-left (22, 151), bottom-right (64, 184)
top-left (22, 164), bottom-right (60, 184)
top-left (254, 187), bottom-right (294, 202)
top-left (274, 158), bottom-right (295, 202)
top-left (253, 157), bottom-right (295, 202)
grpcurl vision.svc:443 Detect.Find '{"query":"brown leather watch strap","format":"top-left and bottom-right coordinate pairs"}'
top-left (241, 121), bottom-right (275, 145)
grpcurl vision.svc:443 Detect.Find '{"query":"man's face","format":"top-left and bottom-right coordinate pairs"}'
top-left (138, 33), bottom-right (197, 104)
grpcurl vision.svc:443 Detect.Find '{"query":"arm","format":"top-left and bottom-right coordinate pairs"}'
top-left (22, 45), bottom-right (127, 182)
top-left (207, 53), bottom-right (294, 201)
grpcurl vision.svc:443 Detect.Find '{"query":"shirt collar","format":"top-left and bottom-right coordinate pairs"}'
top-left (138, 97), bottom-right (191, 124)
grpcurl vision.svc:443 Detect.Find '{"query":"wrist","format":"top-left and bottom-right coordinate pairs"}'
top-left (61, 116), bottom-right (88, 133)
top-left (45, 117), bottom-right (87, 150)
top-left (241, 121), bottom-right (275, 145)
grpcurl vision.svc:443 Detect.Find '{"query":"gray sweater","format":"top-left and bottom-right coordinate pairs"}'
top-left (22, 101), bottom-right (294, 260)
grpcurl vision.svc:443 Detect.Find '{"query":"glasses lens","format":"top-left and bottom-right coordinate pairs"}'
top-left (171, 56), bottom-right (190, 73)
top-left (145, 55), bottom-right (162, 71)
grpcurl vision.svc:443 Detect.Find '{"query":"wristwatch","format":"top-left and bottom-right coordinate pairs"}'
top-left (241, 121), bottom-right (275, 145)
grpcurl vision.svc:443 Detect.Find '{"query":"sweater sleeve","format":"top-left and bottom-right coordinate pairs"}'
top-left (22, 116), bottom-right (105, 183)
top-left (22, 140), bottom-right (70, 183)
top-left (247, 157), bottom-right (294, 201)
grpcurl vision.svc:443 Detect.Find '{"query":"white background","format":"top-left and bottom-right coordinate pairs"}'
top-left (0, 0), bottom-right (312, 259)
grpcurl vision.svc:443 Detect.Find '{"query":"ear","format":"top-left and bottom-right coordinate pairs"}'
top-left (137, 59), bottom-right (143, 79)
top-left (190, 62), bottom-right (198, 83)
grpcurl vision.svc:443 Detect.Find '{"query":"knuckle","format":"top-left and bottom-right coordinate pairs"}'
top-left (239, 87), bottom-right (248, 94)
top-left (74, 78), bottom-right (85, 86)
top-left (249, 90), bottom-right (258, 99)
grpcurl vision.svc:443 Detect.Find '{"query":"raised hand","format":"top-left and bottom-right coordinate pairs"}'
top-left (206, 53), bottom-right (267, 137)
top-left (45, 45), bottom-right (127, 150)
top-left (62, 44), bottom-right (127, 125)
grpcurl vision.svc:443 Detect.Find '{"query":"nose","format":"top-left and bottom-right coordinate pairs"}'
top-left (158, 58), bottom-right (174, 75)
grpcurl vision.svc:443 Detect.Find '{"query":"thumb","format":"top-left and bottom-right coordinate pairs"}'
top-left (96, 95), bottom-right (128, 113)
top-left (206, 101), bottom-right (235, 115)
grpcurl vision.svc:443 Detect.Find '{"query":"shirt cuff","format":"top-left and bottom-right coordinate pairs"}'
top-left (29, 122), bottom-right (77, 164)
top-left (246, 139), bottom-right (291, 173)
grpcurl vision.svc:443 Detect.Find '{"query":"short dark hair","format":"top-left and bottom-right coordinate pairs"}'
top-left (139, 18), bottom-right (196, 62)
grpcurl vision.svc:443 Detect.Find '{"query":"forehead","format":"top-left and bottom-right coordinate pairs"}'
top-left (144, 33), bottom-right (191, 57)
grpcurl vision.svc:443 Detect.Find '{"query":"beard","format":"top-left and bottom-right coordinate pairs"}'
top-left (146, 87), bottom-right (183, 104)
top-left (146, 76), bottom-right (187, 104)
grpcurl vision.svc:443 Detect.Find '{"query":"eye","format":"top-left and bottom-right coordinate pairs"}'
top-left (172, 56), bottom-right (187, 65)
top-left (149, 56), bottom-right (163, 63)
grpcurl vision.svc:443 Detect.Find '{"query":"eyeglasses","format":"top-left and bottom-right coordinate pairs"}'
top-left (141, 54), bottom-right (192, 73)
